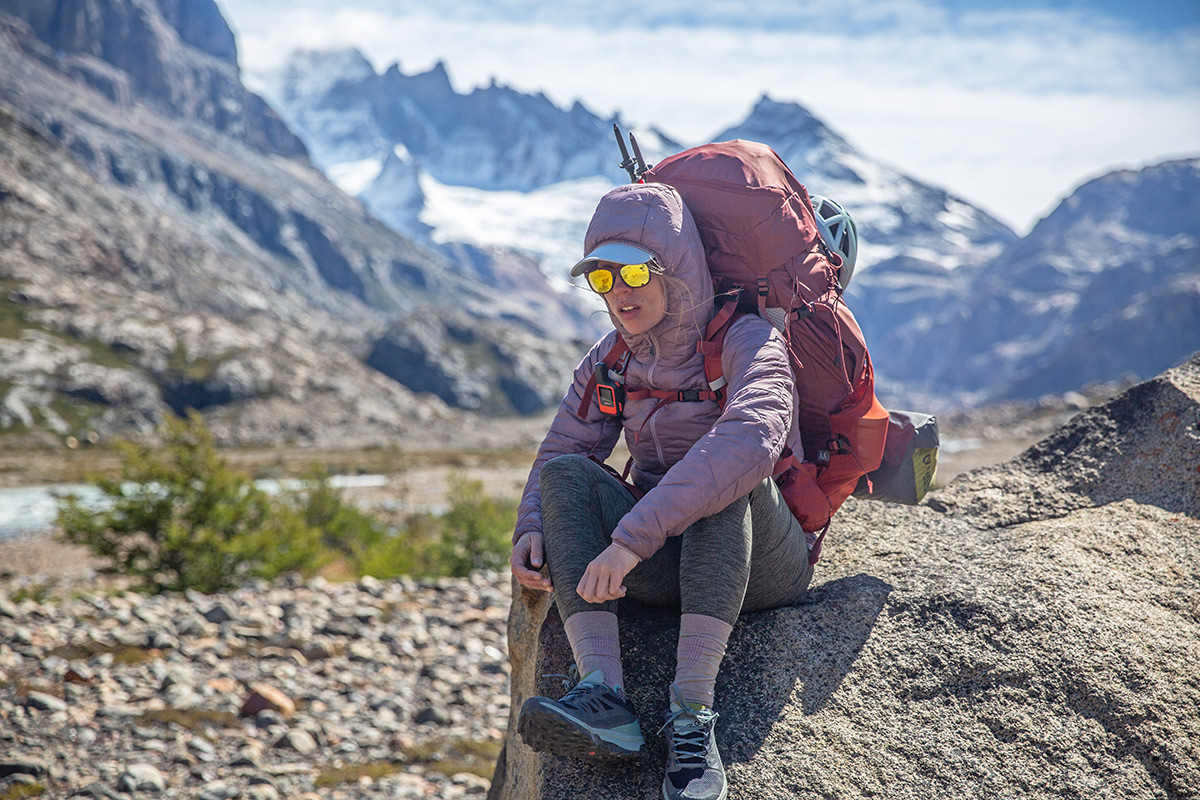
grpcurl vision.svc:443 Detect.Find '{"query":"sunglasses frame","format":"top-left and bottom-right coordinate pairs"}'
top-left (585, 261), bottom-right (655, 294)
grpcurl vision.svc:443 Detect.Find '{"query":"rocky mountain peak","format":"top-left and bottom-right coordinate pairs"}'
top-left (274, 49), bottom-right (625, 192)
top-left (984, 158), bottom-right (1200, 283)
top-left (1038, 157), bottom-right (1200, 245)
top-left (739, 93), bottom-right (845, 149)
top-left (379, 59), bottom-right (459, 118)
top-left (153, 0), bottom-right (238, 63)
top-left (3, 0), bottom-right (305, 158)
top-left (419, 59), bottom-right (453, 89)
top-left (867, 157), bottom-right (1200, 403)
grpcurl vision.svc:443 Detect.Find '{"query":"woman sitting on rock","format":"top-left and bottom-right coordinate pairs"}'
top-left (510, 182), bottom-right (814, 800)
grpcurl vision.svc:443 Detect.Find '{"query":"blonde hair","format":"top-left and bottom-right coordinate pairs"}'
top-left (658, 271), bottom-right (708, 345)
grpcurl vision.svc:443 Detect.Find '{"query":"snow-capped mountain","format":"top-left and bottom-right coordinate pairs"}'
top-left (714, 96), bottom-right (1016, 273)
top-left (272, 52), bottom-right (1014, 279)
top-left (274, 49), bottom-right (677, 191)
top-left (270, 48), bottom-right (680, 320)
top-left (269, 51), bottom-right (1017, 320)
top-left (270, 47), bottom-right (1198, 407)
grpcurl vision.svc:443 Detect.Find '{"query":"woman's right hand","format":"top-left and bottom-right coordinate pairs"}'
top-left (511, 532), bottom-right (553, 592)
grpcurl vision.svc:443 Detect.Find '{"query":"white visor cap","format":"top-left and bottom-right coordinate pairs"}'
top-left (569, 242), bottom-right (655, 277)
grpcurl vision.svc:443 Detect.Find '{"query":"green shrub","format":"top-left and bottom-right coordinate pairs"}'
top-left (55, 415), bottom-right (519, 590)
top-left (56, 413), bottom-right (326, 593)
top-left (433, 473), bottom-right (518, 576)
top-left (356, 473), bottom-right (516, 580)
top-left (294, 465), bottom-right (390, 564)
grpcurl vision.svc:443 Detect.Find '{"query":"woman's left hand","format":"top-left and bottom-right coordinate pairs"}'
top-left (577, 542), bottom-right (641, 604)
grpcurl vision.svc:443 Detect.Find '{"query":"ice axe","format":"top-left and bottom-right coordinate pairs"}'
top-left (613, 123), bottom-right (651, 183)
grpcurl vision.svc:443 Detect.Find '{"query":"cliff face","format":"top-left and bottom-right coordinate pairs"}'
top-left (0, 0), bottom-right (587, 444)
top-left (3, 0), bottom-right (302, 157)
top-left (493, 354), bottom-right (1200, 800)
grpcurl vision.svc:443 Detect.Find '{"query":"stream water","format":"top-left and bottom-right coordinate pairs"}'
top-left (0, 475), bottom-right (388, 541)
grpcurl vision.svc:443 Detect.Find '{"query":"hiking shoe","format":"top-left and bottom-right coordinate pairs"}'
top-left (659, 685), bottom-right (726, 800)
top-left (518, 669), bottom-right (645, 760)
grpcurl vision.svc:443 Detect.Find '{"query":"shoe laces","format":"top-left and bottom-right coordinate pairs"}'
top-left (542, 666), bottom-right (601, 707)
top-left (543, 664), bottom-right (581, 690)
top-left (658, 703), bottom-right (718, 768)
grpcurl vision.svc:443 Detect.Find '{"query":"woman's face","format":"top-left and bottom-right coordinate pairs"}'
top-left (598, 261), bottom-right (667, 336)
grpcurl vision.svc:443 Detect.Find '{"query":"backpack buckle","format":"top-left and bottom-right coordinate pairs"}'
top-left (677, 389), bottom-right (702, 402)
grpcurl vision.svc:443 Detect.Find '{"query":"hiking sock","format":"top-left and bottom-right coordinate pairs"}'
top-left (673, 613), bottom-right (733, 708)
top-left (563, 610), bottom-right (625, 696)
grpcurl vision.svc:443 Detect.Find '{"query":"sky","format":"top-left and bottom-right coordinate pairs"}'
top-left (214, 0), bottom-right (1200, 234)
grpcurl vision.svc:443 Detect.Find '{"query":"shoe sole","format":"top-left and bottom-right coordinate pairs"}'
top-left (662, 780), bottom-right (727, 800)
top-left (662, 782), bottom-right (727, 800)
top-left (518, 697), bottom-right (645, 761)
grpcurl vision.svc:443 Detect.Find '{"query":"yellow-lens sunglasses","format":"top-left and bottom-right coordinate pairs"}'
top-left (586, 262), bottom-right (653, 294)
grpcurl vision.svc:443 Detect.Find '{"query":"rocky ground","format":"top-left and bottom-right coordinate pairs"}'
top-left (0, 392), bottom-right (1113, 799)
top-left (0, 568), bottom-right (513, 799)
top-left (495, 356), bottom-right (1200, 799)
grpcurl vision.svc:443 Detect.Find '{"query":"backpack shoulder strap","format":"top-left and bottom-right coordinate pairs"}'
top-left (696, 298), bottom-right (743, 412)
top-left (578, 299), bottom-right (740, 422)
top-left (576, 338), bottom-right (630, 420)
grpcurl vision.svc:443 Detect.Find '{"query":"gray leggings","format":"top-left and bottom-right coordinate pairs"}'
top-left (539, 454), bottom-right (814, 626)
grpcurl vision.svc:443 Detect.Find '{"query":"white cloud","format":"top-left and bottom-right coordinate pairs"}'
top-left (217, 0), bottom-right (1200, 233)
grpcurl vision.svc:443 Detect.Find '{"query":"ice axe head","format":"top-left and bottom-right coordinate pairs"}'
top-left (613, 124), bottom-right (651, 183)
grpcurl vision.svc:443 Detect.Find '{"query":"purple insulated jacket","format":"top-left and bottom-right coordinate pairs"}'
top-left (513, 183), bottom-right (800, 561)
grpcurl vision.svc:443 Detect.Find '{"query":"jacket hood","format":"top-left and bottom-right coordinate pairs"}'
top-left (582, 183), bottom-right (715, 365)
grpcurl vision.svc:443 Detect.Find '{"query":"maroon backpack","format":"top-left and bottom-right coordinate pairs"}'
top-left (583, 138), bottom-right (890, 563)
top-left (648, 141), bottom-right (888, 538)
